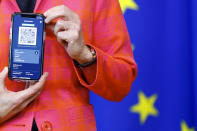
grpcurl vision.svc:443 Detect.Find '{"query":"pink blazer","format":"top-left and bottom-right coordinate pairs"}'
top-left (0, 0), bottom-right (137, 130)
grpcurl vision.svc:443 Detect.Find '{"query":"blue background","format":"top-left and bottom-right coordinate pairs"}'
top-left (90, 0), bottom-right (197, 130)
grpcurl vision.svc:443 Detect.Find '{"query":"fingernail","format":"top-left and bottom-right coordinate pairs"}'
top-left (43, 11), bottom-right (48, 17)
top-left (45, 72), bottom-right (49, 77)
top-left (4, 67), bottom-right (8, 71)
top-left (45, 19), bottom-right (49, 24)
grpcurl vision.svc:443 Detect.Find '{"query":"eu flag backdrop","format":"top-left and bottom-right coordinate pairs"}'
top-left (90, 0), bottom-right (197, 131)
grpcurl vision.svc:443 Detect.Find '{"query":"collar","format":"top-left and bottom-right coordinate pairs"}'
top-left (9, 0), bottom-right (42, 12)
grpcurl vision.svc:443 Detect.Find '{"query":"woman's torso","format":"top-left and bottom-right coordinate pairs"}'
top-left (0, 0), bottom-right (96, 130)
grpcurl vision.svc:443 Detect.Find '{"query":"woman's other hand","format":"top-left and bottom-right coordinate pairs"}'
top-left (0, 67), bottom-right (48, 124)
top-left (44, 5), bottom-right (93, 64)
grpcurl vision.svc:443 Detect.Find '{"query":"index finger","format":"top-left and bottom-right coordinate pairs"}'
top-left (16, 72), bottom-right (48, 102)
top-left (44, 5), bottom-right (72, 23)
top-left (0, 67), bottom-right (8, 86)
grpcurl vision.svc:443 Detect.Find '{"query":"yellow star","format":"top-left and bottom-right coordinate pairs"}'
top-left (181, 121), bottom-right (195, 131)
top-left (119, 0), bottom-right (139, 13)
top-left (130, 91), bottom-right (158, 124)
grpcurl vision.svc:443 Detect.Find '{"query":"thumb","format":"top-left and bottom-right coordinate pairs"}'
top-left (0, 67), bottom-right (8, 91)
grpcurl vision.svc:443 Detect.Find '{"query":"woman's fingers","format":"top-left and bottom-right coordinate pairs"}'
top-left (0, 67), bottom-right (8, 92)
top-left (54, 20), bottom-right (66, 35)
top-left (30, 72), bottom-right (48, 90)
top-left (44, 5), bottom-right (86, 63)
top-left (15, 91), bottom-right (41, 113)
top-left (44, 5), bottom-right (69, 23)
top-left (54, 20), bottom-right (80, 35)
top-left (15, 72), bottom-right (48, 103)
top-left (0, 72), bottom-right (48, 124)
top-left (44, 5), bottom-right (80, 24)
top-left (10, 73), bottom-right (48, 120)
top-left (44, 5), bottom-right (66, 17)
top-left (57, 30), bottom-right (79, 43)
top-left (5, 91), bottom-right (41, 123)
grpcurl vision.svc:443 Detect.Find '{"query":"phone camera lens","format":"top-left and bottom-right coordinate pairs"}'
top-left (35, 51), bottom-right (39, 55)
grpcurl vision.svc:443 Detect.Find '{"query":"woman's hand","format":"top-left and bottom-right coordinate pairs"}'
top-left (0, 67), bottom-right (48, 124)
top-left (44, 5), bottom-right (93, 64)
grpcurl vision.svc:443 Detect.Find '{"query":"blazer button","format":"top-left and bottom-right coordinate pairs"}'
top-left (41, 121), bottom-right (53, 131)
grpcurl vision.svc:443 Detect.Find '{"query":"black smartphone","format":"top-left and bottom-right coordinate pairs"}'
top-left (8, 13), bottom-right (45, 81)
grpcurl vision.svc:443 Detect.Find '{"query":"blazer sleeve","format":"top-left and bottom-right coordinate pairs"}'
top-left (72, 0), bottom-right (137, 102)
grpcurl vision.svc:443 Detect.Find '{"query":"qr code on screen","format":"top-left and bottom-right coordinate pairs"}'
top-left (18, 27), bottom-right (37, 45)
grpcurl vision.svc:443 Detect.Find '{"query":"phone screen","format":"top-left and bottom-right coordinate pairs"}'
top-left (9, 13), bottom-right (45, 80)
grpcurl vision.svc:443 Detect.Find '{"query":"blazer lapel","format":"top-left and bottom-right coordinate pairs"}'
top-left (9, 0), bottom-right (42, 12)
top-left (8, 0), bottom-right (20, 12)
top-left (34, 0), bottom-right (42, 12)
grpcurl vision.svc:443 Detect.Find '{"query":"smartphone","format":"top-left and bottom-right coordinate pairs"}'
top-left (8, 13), bottom-right (45, 81)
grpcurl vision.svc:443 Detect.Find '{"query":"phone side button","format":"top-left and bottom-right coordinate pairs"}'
top-left (9, 27), bottom-right (12, 39)
top-left (44, 32), bottom-right (46, 40)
